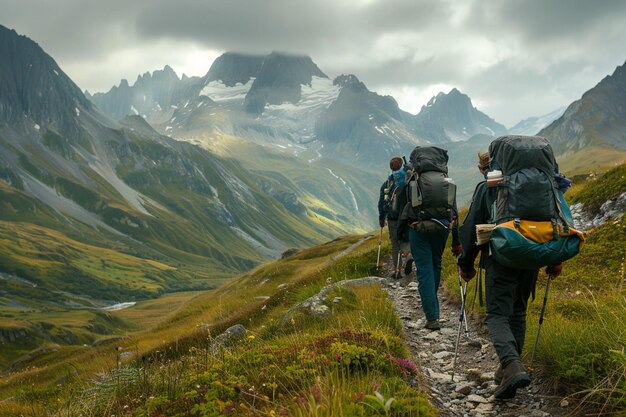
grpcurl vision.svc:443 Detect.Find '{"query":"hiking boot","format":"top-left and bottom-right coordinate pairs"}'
top-left (494, 366), bottom-right (503, 385)
top-left (424, 320), bottom-right (441, 330)
top-left (403, 258), bottom-right (414, 275)
top-left (494, 360), bottom-right (531, 399)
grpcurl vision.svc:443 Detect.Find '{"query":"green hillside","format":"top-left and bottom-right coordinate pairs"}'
top-left (0, 234), bottom-right (435, 416)
top-left (0, 163), bottom-right (624, 416)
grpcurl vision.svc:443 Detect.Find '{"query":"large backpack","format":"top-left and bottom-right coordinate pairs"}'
top-left (487, 135), bottom-right (584, 269)
top-left (383, 168), bottom-right (406, 220)
top-left (401, 146), bottom-right (457, 224)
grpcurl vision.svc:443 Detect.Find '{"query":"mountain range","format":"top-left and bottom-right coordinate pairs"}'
top-left (0, 26), bottom-right (371, 317)
top-left (90, 51), bottom-right (518, 167)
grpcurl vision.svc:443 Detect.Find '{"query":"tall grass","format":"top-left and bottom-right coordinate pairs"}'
top-left (533, 291), bottom-right (626, 414)
top-left (0, 235), bottom-right (435, 416)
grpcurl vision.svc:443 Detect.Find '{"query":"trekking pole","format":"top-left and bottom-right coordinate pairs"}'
top-left (376, 227), bottom-right (383, 270)
top-left (451, 265), bottom-right (469, 382)
top-left (529, 274), bottom-right (553, 371)
top-left (471, 254), bottom-right (485, 312)
top-left (456, 263), bottom-right (469, 331)
top-left (395, 250), bottom-right (403, 277)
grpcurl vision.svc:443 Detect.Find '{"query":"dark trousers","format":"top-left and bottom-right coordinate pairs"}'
top-left (409, 228), bottom-right (449, 321)
top-left (387, 219), bottom-right (402, 270)
top-left (485, 258), bottom-right (538, 367)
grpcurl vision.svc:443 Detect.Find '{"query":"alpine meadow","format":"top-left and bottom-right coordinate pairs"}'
top-left (1, 2), bottom-right (626, 416)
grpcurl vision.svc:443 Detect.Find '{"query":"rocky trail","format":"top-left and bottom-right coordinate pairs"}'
top-left (383, 273), bottom-right (576, 417)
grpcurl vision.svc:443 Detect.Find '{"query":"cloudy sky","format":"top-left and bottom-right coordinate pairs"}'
top-left (2, 0), bottom-right (626, 126)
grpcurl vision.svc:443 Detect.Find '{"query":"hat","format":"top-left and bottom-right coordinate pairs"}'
top-left (477, 151), bottom-right (490, 170)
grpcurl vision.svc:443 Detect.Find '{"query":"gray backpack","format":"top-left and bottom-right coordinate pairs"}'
top-left (402, 146), bottom-right (456, 222)
top-left (486, 135), bottom-right (584, 270)
top-left (488, 135), bottom-right (560, 223)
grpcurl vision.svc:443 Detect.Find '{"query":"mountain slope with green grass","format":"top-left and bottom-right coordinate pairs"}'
top-left (0, 234), bottom-right (434, 417)
top-left (0, 163), bottom-right (623, 415)
top-left (0, 26), bottom-right (369, 369)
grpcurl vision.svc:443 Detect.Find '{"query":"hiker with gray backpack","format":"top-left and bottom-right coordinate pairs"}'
top-left (397, 146), bottom-right (462, 331)
top-left (457, 135), bottom-right (584, 399)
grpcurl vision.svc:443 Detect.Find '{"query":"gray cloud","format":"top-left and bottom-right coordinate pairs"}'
top-left (1, 0), bottom-right (626, 125)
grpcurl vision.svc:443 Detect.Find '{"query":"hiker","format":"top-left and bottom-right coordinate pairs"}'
top-left (457, 141), bottom-right (566, 400)
top-left (378, 157), bottom-right (407, 279)
top-left (398, 146), bottom-right (461, 330)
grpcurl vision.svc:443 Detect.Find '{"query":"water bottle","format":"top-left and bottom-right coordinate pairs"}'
top-left (486, 170), bottom-right (503, 187)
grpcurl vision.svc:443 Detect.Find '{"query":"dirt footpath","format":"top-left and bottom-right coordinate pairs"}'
top-left (384, 277), bottom-right (576, 417)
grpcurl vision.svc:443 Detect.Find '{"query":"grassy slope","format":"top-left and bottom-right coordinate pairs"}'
top-left (556, 145), bottom-right (626, 176)
top-left (0, 124), bottom-right (373, 368)
top-left (0, 234), bottom-right (436, 417)
top-left (0, 218), bottom-right (215, 369)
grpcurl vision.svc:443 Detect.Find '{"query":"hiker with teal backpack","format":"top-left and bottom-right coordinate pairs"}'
top-left (378, 157), bottom-right (408, 279)
top-left (398, 146), bottom-right (462, 331)
top-left (457, 136), bottom-right (584, 400)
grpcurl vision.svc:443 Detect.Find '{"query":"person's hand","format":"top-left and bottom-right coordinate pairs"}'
top-left (545, 263), bottom-right (563, 277)
top-left (451, 245), bottom-right (463, 257)
top-left (460, 268), bottom-right (476, 282)
top-left (379, 217), bottom-right (385, 228)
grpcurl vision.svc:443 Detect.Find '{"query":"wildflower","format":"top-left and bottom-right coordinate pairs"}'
top-left (248, 335), bottom-right (255, 340)
top-left (310, 383), bottom-right (321, 400)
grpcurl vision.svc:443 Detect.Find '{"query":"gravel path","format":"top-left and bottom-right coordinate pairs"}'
top-left (383, 275), bottom-right (575, 417)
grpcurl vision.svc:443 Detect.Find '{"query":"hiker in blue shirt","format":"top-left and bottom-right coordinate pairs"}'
top-left (378, 157), bottom-right (406, 279)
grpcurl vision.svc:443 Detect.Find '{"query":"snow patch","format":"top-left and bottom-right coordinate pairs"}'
top-left (200, 78), bottom-right (255, 104)
top-left (482, 125), bottom-right (495, 135)
top-left (75, 107), bottom-right (80, 117)
top-left (130, 105), bottom-right (139, 115)
top-left (101, 302), bottom-right (136, 311)
top-left (34, 123), bottom-right (40, 130)
top-left (261, 77), bottom-right (340, 141)
top-left (53, 69), bottom-right (59, 76)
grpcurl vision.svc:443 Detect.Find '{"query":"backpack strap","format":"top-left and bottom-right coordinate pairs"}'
top-left (551, 187), bottom-right (570, 233)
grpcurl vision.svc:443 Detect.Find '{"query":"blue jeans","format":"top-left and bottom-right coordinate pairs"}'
top-left (409, 227), bottom-right (450, 321)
